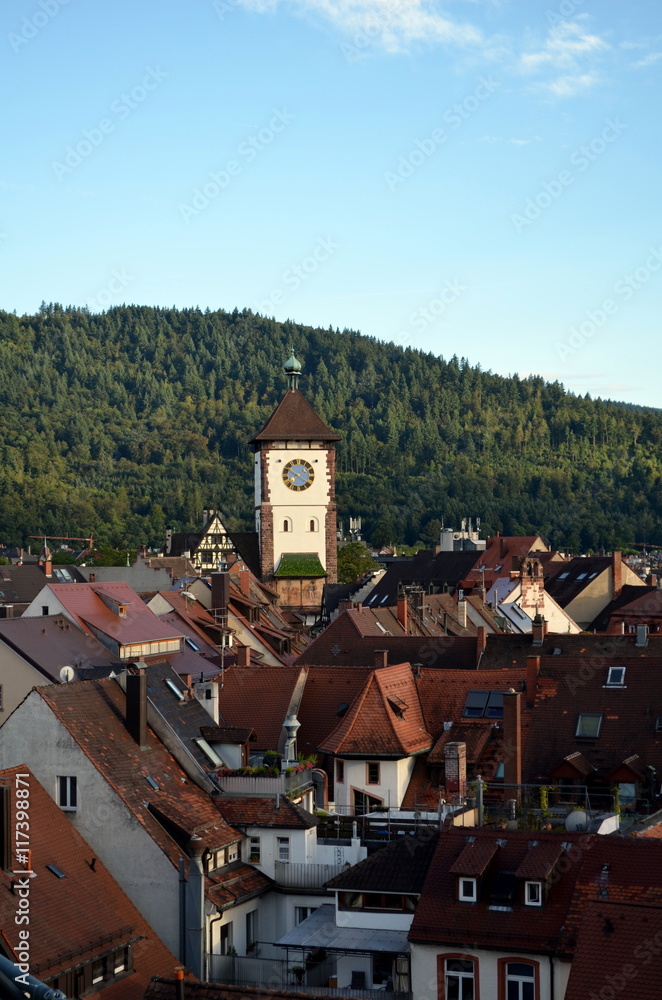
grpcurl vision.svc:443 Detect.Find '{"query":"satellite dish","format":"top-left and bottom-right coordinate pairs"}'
top-left (59, 665), bottom-right (75, 684)
top-left (565, 809), bottom-right (588, 832)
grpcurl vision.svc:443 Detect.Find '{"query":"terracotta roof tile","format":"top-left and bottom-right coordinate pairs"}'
top-left (215, 796), bottom-right (318, 829)
top-left (514, 842), bottom-right (564, 879)
top-left (449, 838), bottom-right (500, 877)
top-left (250, 389), bottom-right (340, 443)
top-left (207, 862), bottom-right (273, 909)
top-left (0, 766), bottom-right (178, 998)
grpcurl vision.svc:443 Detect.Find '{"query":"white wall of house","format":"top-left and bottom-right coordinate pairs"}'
top-left (249, 889), bottom-right (331, 961)
top-left (0, 692), bottom-right (181, 956)
top-left (22, 586), bottom-right (69, 621)
top-left (0, 642), bottom-right (52, 717)
top-left (410, 942), bottom-right (571, 1000)
top-left (336, 906), bottom-right (414, 933)
top-left (241, 825), bottom-right (316, 879)
top-left (333, 757), bottom-right (416, 811)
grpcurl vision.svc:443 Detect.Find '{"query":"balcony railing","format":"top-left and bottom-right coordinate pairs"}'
top-left (273, 860), bottom-right (347, 889)
top-left (208, 954), bottom-right (411, 1000)
top-left (209, 771), bottom-right (313, 796)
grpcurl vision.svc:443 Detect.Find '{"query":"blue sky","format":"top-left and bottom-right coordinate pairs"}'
top-left (2, 0), bottom-right (661, 406)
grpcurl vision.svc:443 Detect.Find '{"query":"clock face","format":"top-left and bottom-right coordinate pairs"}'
top-left (282, 458), bottom-right (315, 491)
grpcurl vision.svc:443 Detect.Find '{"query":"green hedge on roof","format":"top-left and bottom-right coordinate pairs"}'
top-left (275, 554), bottom-right (327, 578)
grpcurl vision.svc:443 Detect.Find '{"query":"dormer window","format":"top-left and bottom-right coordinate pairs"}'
top-left (118, 604), bottom-right (127, 617)
top-left (576, 713), bottom-right (602, 738)
top-left (458, 878), bottom-right (477, 902)
top-left (605, 666), bottom-right (626, 687)
top-left (525, 880), bottom-right (542, 906)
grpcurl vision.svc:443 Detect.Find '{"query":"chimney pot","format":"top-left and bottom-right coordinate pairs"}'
top-left (236, 645), bottom-right (251, 667)
top-left (457, 599), bottom-right (468, 630)
top-left (612, 551), bottom-right (623, 599)
top-left (396, 596), bottom-right (408, 632)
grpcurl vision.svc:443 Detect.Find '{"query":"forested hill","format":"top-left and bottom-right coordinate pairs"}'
top-left (1, 303), bottom-right (661, 553)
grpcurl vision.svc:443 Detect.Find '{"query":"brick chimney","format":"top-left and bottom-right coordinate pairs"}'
top-left (531, 614), bottom-right (547, 646)
top-left (476, 626), bottom-right (487, 666)
top-left (396, 595), bottom-right (408, 632)
top-left (444, 742), bottom-right (467, 796)
top-left (126, 665), bottom-right (148, 748)
top-left (502, 689), bottom-right (522, 802)
top-left (239, 568), bottom-right (251, 598)
top-left (612, 551), bottom-right (622, 598)
top-left (338, 600), bottom-right (354, 612)
top-left (374, 649), bottom-right (388, 668)
top-left (526, 656), bottom-right (540, 707)
top-left (457, 599), bottom-right (468, 630)
top-left (236, 645), bottom-right (251, 667)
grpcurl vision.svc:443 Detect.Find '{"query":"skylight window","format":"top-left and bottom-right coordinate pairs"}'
top-left (557, 572), bottom-right (569, 580)
top-left (605, 667), bottom-right (626, 687)
top-left (576, 573), bottom-right (587, 581)
top-left (195, 738), bottom-right (223, 767)
top-left (576, 714), bottom-right (602, 738)
top-left (165, 678), bottom-right (185, 700)
top-left (46, 864), bottom-right (66, 879)
top-left (380, 595), bottom-right (389, 605)
top-left (462, 690), bottom-right (503, 719)
top-left (494, 564), bottom-right (503, 572)
top-left (145, 776), bottom-right (160, 791)
top-left (185, 638), bottom-right (200, 651)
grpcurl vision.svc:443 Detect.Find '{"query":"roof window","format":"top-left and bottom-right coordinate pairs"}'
top-left (576, 713), bottom-right (602, 738)
top-left (145, 776), bottom-right (160, 791)
top-left (165, 678), bottom-right (185, 700)
top-left (557, 572), bottom-right (570, 580)
top-left (46, 864), bottom-right (66, 879)
top-left (463, 690), bottom-right (504, 719)
top-left (605, 666), bottom-right (626, 687)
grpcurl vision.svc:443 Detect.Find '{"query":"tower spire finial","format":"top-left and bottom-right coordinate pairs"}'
top-left (283, 349), bottom-right (302, 391)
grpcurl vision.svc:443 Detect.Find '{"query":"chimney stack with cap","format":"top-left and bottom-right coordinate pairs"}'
top-left (457, 599), bottom-right (468, 630)
top-left (236, 645), bottom-right (251, 667)
top-left (396, 594), bottom-right (408, 632)
top-left (211, 571), bottom-right (229, 631)
top-left (444, 742), bottom-right (467, 797)
top-left (126, 664), bottom-right (148, 748)
top-left (532, 614), bottom-right (548, 646)
top-left (612, 551), bottom-right (622, 599)
top-left (374, 649), bottom-right (388, 669)
top-left (476, 626), bottom-right (487, 666)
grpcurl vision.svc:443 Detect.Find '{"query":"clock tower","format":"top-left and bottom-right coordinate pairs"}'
top-left (251, 353), bottom-right (340, 616)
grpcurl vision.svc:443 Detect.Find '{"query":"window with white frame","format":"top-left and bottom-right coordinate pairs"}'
top-left (525, 881), bottom-right (542, 906)
top-left (458, 878), bottom-right (477, 903)
top-left (445, 958), bottom-right (475, 1000)
top-left (505, 961), bottom-right (536, 1000)
top-left (57, 776), bottom-right (77, 811)
top-left (366, 761), bottom-right (380, 785)
top-left (228, 843), bottom-right (239, 863)
top-left (277, 836), bottom-right (290, 862)
top-left (606, 666), bottom-right (626, 686)
top-left (575, 713), bottom-right (602, 738)
top-left (248, 836), bottom-right (261, 863)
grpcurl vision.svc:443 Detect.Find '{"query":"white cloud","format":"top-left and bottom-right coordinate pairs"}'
top-left (234, 0), bottom-right (484, 51)
top-left (540, 72), bottom-right (600, 98)
top-left (519, 20), bottom-right (609, 74)
top-left (633, 52), bottom-right (662, 69)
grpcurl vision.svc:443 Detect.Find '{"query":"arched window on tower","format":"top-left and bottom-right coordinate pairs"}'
top-left (308, 517), bottom-right (319, 533)
top-left (282, 517), bottom-right (293, 533)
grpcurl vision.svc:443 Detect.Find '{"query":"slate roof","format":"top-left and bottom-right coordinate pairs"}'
top-left (0, 766), bottom-right (178, 998)
top-left (250, 389), bottom-right (341, 443)
top-left (363, 550), bottom-right (480, 605)
top-left (36, 678), bottom-right (240, 869)
top-left (545, 556), bottom-right (612, 606)
top-left (409, 829), bottom-right (585, 954)
top-left (215, 796), bottom-right (318, 829)
top-left (564, 900), bottom-right (662, 1000)
top-left (0, 563), bottom-right (85, 608)
top-left (318, 663), bottom-right (433, 758)
top-left (296, 610), bottom-right (477, 668)
top-left (0, 614), bottom-right (119, 682)
top-left (325, 832), bottom-right (439, 893)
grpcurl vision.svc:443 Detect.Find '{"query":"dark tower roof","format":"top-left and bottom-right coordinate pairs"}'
top-left (250, 388), bottom-right (341, 445)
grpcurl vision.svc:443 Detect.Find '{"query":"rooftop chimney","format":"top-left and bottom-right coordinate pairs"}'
top-left (374, 649), bottom-right (388, 669)
top-left (476, 625), bottom-right (487, 666)
top-left (396, 594), bottom-right (408, 632)
top-left (531, 614), bottom-right (547, 646)
top-left (444, 742), bottom-right (467, 797)
top-left (126, 664), bottom-right (148, 748)
top-left (612, 551), bottom-right (622, 599)
top-left (211, 571), bottom-right (229, 630)
top-left (236, 645), bottom-right (251, 667)
top-left (526, 656), bottom-right (540, 708)
top-left (503, 689), bottom-right (522, 802)
top-left (457, 599), bottom-right (468, 630)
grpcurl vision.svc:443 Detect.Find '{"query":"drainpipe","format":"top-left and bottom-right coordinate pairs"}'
top-left (179, 857), bottom-right (187, 963)
top-left (476, 774), bottom-right (484, 828)
top-left (175, 968), bottom-right (186, 1000)
top-left (207, 911), bottom-right (223, 981)
top-left (185, 836), bottom-right (207, 981)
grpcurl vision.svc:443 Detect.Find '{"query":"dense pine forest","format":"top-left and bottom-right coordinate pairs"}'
top-left (1, 303), bottom-right (661, 553)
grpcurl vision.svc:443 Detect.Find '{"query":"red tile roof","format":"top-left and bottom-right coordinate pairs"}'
top-left (449, 839), bottom-right (499, 877)
top-left (318, 663), bottom-right (433, 758)
top-left (218, 666), bottom-right (303, 750)
top-left (215, 796), bottom-right (317, 830)
top-left (514, 842), bottom-right (564, 879)
top-left (206, 862), bottom-right (273, 909)
top-left (36, 679), bottom-right (239, 870)
top-left (250, 389), bottom-right (341, 443)
top-left (42, 582), bottom-right (184, 648)
top-left (0, 766), bottom-right (179, 998)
